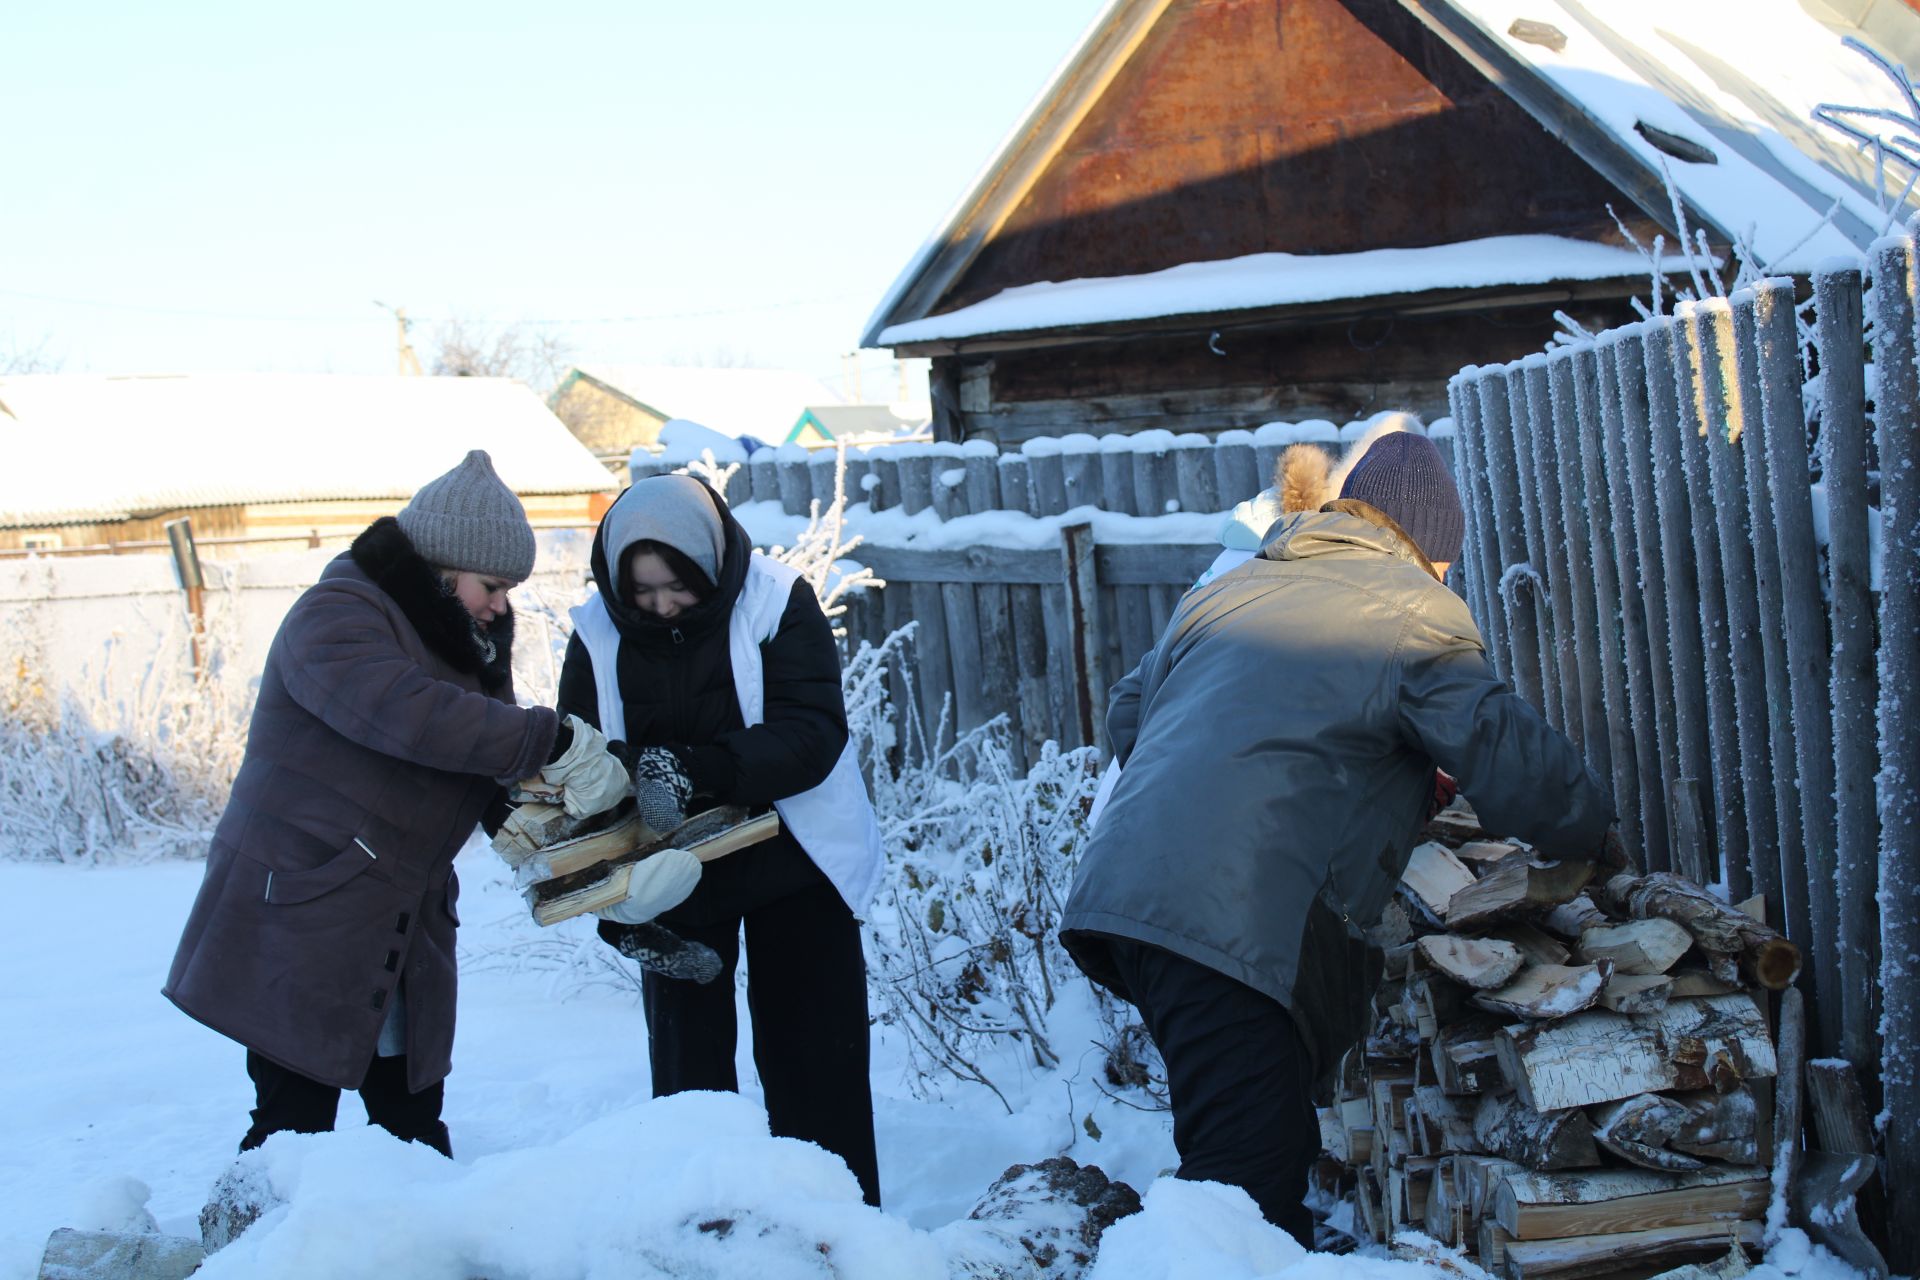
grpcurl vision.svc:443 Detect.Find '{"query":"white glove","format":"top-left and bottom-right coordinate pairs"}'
top-left (596, 848), bottom-right (701, 925)
top-left (540, 715), bottom-right (630, 818)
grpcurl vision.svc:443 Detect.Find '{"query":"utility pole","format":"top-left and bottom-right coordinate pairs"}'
top-left (374, 301), bottom-right (425, 375)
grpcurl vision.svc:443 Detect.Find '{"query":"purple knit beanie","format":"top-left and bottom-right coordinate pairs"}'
top-left (1337, 433), bottom-right (1464, 564)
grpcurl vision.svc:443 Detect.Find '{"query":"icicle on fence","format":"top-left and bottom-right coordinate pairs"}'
top-left (1447, 261), bottom-right (1916, 1269)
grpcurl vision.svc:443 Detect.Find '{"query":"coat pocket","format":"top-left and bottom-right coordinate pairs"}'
top-left (262, 839), bottom-right (380, 905)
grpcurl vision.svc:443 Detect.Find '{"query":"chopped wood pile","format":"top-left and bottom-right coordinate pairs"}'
top-left (1316, 802), bottom-right (1800, 1280)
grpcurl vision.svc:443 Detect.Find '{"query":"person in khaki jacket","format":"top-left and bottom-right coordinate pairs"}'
top-left (1060, 433), bottom-right (1619, 1245)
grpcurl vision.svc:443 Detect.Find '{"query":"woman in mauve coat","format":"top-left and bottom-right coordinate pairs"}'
top-left (165, 450), bottom-right (631, 1156)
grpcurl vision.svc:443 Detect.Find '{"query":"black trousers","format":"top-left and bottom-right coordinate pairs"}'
top-left (1103, 937), bottom-right (1319, 1246)
top-left (241, 1050), bottom-right (452, 1158)
top-left (643, 876), bottom-right (881, 1207)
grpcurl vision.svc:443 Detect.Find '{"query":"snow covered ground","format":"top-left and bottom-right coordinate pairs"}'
top-left (2, 850), bottom-right (1876, 1279)
top-left (1, 847), bottom-right (1185, 1278)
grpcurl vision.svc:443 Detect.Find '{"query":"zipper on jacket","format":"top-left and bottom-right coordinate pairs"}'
top-left (670, 626), bottom-right (684, 645)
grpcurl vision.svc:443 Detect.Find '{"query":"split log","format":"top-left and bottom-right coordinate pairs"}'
top-left (1488, 921), bottom-right (1574, 967)
top-left (509, 805), bottom-right (671, 886)
top-left (1414, 1085), bottom-right (1483, 1154)
top-left (530, 808), bottom-right (780, 925)
top-left (1479, 1220), bottom-right (1514, 1275)
top-left (1644, 1247), bottom-right (1752, 1280)
top-left (1490, 1164), bottom-right (1769, 1239)
top-left (1473, 1093), bottom-right (1601, 1171)
top-left (1497, 996), bottom-right (1777, 1111)
top-left (1455, 839), bottom-right (1523, 864)
top-left (1592, 1094), bottom-right (1703, 1171)
top-left (1597, 872), bottom-right (1800, 989)
top-left (1668, 968), bottom-right (1743, 999)
top-left (1433, 1021), bottom-right (1505, 1095)
top-left (1427, 804), bottom-right (1485, 844)
top-left (1473, 963), bottom-right (1611, 1021)
top-left (1578, 918), bottom-right (1694, 974)
top-left (1790, 1153), bottom-right (1889, 1279)
top-left (1446, 858), bottom-right (1598, 930)
top-left (1403, 841), bottom-right (1477, 920)
top-left (1498, 1220), bottom-right (1762, 1280)
top-left (1541, 895), bottom-right (1610, 940)
top-left (1418, 934), bottom-right (1525, 990)
top-left (1355, 1167), bottom-right (1385, 1243)
top-left (1669, 1088), bottom-right (1760, 1164)
top-left (1460, 1154), bottom-right (1526, 1218)
top-left (1425, 1156), bottom-right (1462, 1245)
top-left (1598, 974), bottom-right (1674, 1015)
top-left (489, 801), bottom-right (578, 863)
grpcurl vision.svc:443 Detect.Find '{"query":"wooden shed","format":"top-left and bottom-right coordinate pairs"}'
top-left (864, 0), bottom-right (1911, 444)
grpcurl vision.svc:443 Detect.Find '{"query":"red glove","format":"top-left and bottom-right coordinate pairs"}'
top-left (1427, 769), bottom-right (1459, 821)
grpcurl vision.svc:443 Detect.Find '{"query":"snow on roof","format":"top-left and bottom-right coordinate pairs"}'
top-left (877, 234), bottom-right (1690, 346)
top-left (864, 0), bottom-right (1910, 348)
top-left (1411, 0), bottom-right (1913, 270)
top-left (570, 365), bottom-right (843, 444)
top-left (0, 374), bottom-right (614, 527)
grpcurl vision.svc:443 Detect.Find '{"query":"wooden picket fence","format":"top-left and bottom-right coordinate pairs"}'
top-left (833, 532), bottom-right (1216, 770)
top-left (1446, 258), bottom-right (1917, 1265)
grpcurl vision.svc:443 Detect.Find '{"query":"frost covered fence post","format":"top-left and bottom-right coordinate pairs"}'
top-left (1470, 367), bottom-right (1547, 710)
top-left (1515, 359), bottom-right (1575, 734)
top-left (776, 447), bottom-right (814, 518)
top-left (1750, 279), bottom-right (1845, 1060)
top-left (1596, 332), bottom-right (1672, 871)
top-left (1448, 372), bottom-right (1512, 682)
top-left (867, 452), bottom-right (899, 513)
top-left (1098, 436), bottom-right (1138, 515)
top-left (1690, 301), bottom-right (1770, 908)
top-left (1868, 235), bottom-right (1920, 1264)
top-left (1130, 430), bottom-right (1177, 517)
top-left (1173, 433), bottom-right (1219, 515)
top-left (1812, 262), bottom-right (1883, 1076)
top-left (1568, 345), bottom-right (1641, 858)
top-left (1546, 350), bottom-right (1613, 796)
top-left (1213, 430), bottom-right (1259, 508)
top-left (1058, 522), bottom-right (1107, 754)
top-left (1060, 434), bottom-right (1102, 511)
top-left (749, 451), bottom-right (779, 506)
top-left (899, 448), bottom-right (936, 516)
top-left (997, 452), bottom-right (1033, 517)
top-left (1023, 439), bottom-right (1068, 516)
top-left (1641, 319), bottom-right (1716, 885)
top-left (1666, 310), bottom-right (1748, 890)
top-left (1723, 297), bottom-right (1796, 922)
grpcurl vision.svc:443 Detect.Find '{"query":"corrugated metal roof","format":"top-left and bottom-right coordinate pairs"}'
top-left (569, 365), bottom-right (844, 444)
top-left (0, 374), bottom-right (615, 527)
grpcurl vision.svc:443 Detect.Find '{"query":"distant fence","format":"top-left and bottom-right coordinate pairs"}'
top-left (1447, 261), bottom-right (1915, 1262)
top-left (631, 420), bottom-right (1460, 524)
top-left (833, 533), bottom-right (1217, 772)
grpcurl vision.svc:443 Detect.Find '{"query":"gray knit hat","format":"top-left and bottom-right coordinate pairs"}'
top-left (396, 449), bottom-right (536, 580)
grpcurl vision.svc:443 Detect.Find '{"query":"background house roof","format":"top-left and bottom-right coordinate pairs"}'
top-left (1401, 0), bottom-right (1919, 270)
top-left (790, 403), bottom-right (930, 442)
top-left (564, 365), bottom-right (843, 444)
top-left (864, 0), bottom-right (1917, 347)
top-left (0, 374), bottom-right (614, 527)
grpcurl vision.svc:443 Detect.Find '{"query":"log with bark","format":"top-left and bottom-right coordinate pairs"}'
top-left (1595, 873), bottom-right (1800, 990)
top-left (1447, 857), bottom-right (1598, 930)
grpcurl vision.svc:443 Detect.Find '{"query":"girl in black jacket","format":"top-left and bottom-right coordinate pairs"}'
top-left (557, 474), bottom-right (883, 1206)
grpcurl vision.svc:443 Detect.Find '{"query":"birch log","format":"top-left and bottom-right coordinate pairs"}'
top-left (1497, 996), bottom-right (1777, 1111)
top-left (1473, 1093), bottom-right (1601, 1170)
top-left (1596, 873), bottom-right (1799, 989)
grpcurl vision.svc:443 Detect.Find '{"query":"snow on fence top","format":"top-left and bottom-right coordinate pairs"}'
top-left (0, 374), bottom-right (614, 527)
top-left (637, 414), bottom-right (1456, 538)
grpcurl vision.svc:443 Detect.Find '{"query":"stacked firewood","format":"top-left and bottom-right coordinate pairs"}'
top-left (1317, 802), bottom-right (1800, 1280)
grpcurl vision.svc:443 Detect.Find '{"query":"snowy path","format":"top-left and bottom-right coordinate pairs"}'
top-left (0, 853), bottom-right (1178, 1278)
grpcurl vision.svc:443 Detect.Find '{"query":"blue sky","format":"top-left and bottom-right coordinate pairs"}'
top-left (0, 0), bottom-right (1106, 393)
